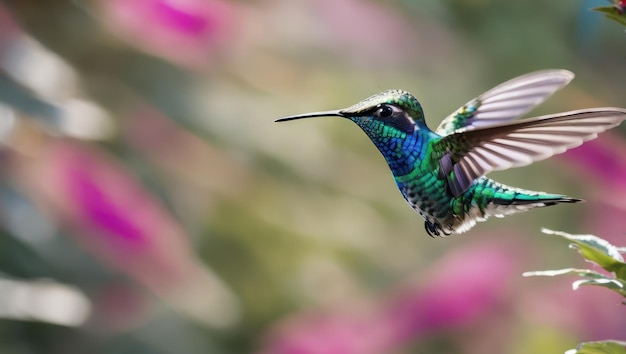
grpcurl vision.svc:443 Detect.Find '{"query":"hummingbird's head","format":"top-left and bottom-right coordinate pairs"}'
top-left (275, 90), bottom-right (426, 138)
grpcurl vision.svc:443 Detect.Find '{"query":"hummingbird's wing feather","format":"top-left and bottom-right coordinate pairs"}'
top-left (434, 108), bottom-right (626, 197)
top-left (435, 70), bottom-right (575, 136)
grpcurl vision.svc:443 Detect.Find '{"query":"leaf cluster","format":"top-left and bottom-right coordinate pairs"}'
top-left (523, 229), bottom-right (626, 354)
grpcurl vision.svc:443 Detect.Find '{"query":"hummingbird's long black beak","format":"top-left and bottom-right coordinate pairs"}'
top-left (274, 110), bottom-right (344, 122)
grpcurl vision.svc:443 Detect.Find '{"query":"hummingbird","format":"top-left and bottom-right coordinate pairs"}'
top-left (275, 70), bottom-right (626, 237)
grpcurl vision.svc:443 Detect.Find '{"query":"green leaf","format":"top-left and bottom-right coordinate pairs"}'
top-left (592, 6), bottom-right (626, 27)
top-left (523, 268), bottom-right (608, 279)
top-left (566, 340), bottom-right (626, 354)
top-left (572, 278), bottom-right (626, 297)
top-left (541, 229), bottom-right (626, 280)
top-left (523, 268), bottom-right (626, 297)
top-left (593, 6), bottom-right (621, 16)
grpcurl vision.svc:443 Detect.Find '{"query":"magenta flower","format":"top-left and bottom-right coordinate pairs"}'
top-left (260, 310), bottom-right (395, 354)
top-left (22, 141), bottom-right (189, 284)
top-left (560, 133), bottom-right (626, 195)
top-left (15, 140), bottom-right (238, 327)
top-left (559, 132), bottom-right (626, 243)
top-left (260, 241), bottom-right (520, 353)
top-left (383, 242), bottom-right (519, 342)
top-left (99, 0), bottom-right (238, 69)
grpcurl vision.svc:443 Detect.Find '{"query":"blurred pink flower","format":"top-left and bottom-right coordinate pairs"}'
top-left (260, 310), bottom-right (394, 354)
top-left (384, 242), bottom-right (518, 342)
top-left (260, 241), bottom-right (520, 354)
top-left (561, 133), bottom-right (626, 196)
top-left (14, 139), bottom-right (238, 327)
top-left (99, 0), bottom-right (238, 69)
top-left (560, 132), bottom-right (626, 243)
top-left (18, 141), bottom-right (190, 286)
top-left (585, 200), bottom-right (626, 247)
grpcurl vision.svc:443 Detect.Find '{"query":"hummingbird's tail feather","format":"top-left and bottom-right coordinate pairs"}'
top-left (482, 184), bottom-right (581, 217)
top-left (486, 193), bottom-right (581, 220)
top-left (447, 178), bottom-right (581, 234)
top-left (492, 194), bottom-right (582, 206)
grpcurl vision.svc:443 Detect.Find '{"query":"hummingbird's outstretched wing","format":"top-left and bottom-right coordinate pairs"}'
top-left (435, 70), bottom-right (575, 136)
top-left (433, 108), bottom-right (626, 197)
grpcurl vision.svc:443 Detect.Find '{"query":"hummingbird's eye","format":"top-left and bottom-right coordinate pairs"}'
top-left (377, 105), bottom-right (394, 119)
top-left (371, 104), bottom-right (415, 134)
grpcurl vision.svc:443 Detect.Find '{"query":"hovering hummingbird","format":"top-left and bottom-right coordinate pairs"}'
top-left (275, 70), bottom-right (626, 237)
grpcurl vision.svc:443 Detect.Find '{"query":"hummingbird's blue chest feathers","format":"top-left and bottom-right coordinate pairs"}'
top-left (351, 118), bottom-right (435, 177)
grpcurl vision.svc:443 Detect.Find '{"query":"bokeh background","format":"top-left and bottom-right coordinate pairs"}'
top-left (0, 0), bottom-right (625, 353)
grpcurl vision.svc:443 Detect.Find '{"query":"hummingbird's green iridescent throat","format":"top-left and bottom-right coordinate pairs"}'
top-left (275, 70), bottom-right (626, 237)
